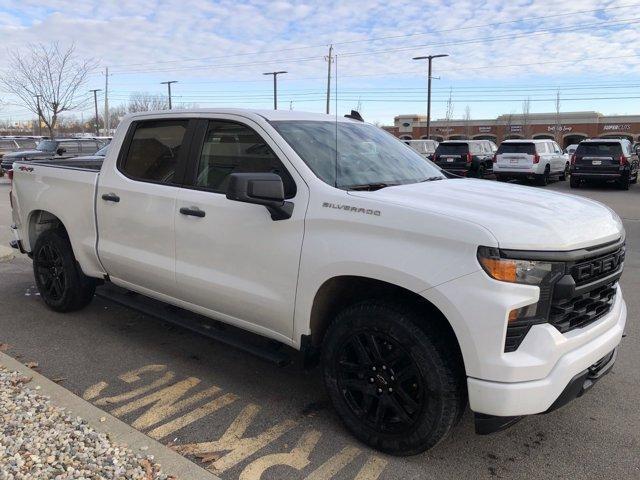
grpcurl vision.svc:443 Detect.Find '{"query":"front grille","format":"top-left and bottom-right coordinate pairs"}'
top-left (570, 246), bottom-right (625, 286)
top-left (549, 280), bottom-right (617, 333)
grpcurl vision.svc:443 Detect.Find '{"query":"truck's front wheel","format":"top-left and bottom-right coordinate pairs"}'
top-left (322, 301), bottom-right (466, 455)
top-left (33, 229), bottom-right (96, 312)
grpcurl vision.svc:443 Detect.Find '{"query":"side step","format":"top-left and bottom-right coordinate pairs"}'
top-left (95, 284), bottom-right (291, 367)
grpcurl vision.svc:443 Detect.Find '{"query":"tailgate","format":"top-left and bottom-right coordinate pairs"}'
top-left (497, 153), bottom-right (534, 169)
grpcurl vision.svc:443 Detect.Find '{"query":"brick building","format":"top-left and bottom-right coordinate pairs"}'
top-left (384, 111), bottom-right (640, 148)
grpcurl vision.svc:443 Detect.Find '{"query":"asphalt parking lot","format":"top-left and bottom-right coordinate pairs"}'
top-left (0, 177), bottom-right (638, 480)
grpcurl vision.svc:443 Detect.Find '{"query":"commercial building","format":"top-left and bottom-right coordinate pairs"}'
top-left (385, 111), bottom-right (640, 148)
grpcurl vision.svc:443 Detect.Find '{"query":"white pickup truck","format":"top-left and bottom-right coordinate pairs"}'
top-left (9, 109), bottom-right (627, 455)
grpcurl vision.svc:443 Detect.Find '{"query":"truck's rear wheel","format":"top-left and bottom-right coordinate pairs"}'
top-left (535, 167), bottom-right (550, 186)
top-left (322, 301), bottom-right (466, 456)
top-left (33, 229), bottom-right (96, 312)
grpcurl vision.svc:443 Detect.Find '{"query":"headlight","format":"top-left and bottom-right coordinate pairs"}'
top-left (477, 246), bottom-right (563, 286)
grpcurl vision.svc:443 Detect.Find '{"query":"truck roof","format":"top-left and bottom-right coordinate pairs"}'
top-left (125, 108), bottom-right (360, 123)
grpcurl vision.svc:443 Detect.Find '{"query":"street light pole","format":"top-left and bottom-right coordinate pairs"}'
top-left (160, 80), bottom-right (178, 109)
top-left (412, 54), bottom-right (449, 139)
top-left (263, 71), bottom-right (287, 110)
top-left (89, 89), bottom-right (101, 135)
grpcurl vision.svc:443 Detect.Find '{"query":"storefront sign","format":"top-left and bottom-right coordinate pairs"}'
top-left (603, 124), bottom-right (631, 131)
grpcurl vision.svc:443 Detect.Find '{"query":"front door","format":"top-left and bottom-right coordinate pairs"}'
top-left (96, 118), bottom-right (192, 296)
top-left (174, 118), bottom-right (307, 340)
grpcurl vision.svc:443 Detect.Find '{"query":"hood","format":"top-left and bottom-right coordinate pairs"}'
top-left (349, 179), bottom-right (623, 251)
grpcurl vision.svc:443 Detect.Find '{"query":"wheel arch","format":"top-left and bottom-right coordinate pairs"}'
top-left (306, 275), bottom-right (465, 373)
top-left (26, 209), bottom-right (68, 252)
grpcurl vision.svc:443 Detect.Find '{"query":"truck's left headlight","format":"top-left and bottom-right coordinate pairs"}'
top-left (477, 246), bottom-right (564, 286)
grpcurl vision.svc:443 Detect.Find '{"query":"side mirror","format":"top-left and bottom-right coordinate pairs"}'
top-left (226, 172), bottom-right (293, 221)
top-left (56, 147), bottom-right (66, 155)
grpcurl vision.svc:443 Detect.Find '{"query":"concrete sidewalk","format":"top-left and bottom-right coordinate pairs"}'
top-left (0, 351), bottom-right (220, 480)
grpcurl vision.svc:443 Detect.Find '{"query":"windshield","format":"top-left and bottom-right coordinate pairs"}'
top-left (272, 121), bottom-right (444, 188)
top-left (575, 142), bottom-right (622, 157)
top-left (497, 143), bottom-right (536, 154)
top-left (36, 140), bottom-right (58, 152)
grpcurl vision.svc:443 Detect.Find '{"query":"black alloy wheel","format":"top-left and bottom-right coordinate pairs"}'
top-left (336, 330), bottom-right (425, 434)
top-left (35, 242), bottom-right (67, 302)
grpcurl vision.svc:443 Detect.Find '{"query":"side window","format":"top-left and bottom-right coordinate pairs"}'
top-left (81, 141), bottom-right (98, 154)
top-left (63, 142), bottom-right (80, 155)
top-left (121, 120), bottom-right (188, 184)
top-left (537, 143), bottom-right (547, 154)
top-left (195, 120), bottom-right (296, 198)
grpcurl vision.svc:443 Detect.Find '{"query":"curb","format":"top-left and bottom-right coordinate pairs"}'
top-left (0, 351), bottom-right (220, 480)
top-left (0, 245), bottom-right (14, 263)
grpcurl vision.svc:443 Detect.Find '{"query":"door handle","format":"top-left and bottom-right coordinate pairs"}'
top-left (101, 193), bottom-right (120, 202)
top-left (180, 207), bottom-right (205, 218)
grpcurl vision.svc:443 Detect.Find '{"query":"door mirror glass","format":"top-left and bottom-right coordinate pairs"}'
top-left (226, 172), bottom-right (293, 220)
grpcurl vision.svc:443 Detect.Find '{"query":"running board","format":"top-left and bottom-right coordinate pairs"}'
top-left (95, 285), bottom-right (291, 367)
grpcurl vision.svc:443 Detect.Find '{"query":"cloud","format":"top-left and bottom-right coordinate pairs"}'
top-left (0, 0), bottom-right (638, 122)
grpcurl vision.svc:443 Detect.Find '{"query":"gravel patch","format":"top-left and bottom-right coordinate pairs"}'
top-left (0, 366), bottom-right (176, 479)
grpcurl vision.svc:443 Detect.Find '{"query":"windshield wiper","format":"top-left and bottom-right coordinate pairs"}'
top-left (419, 176), bottom-right (445, 182)
top-left (344, 182), bottom-right (396, 191)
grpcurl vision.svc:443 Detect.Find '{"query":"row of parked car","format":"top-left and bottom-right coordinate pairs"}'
top-left (404, 138), bottom-right (640, 190)
top-left (0, 137), bottom-right (110, 175)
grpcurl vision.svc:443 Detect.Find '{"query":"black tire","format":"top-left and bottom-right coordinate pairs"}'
top-left (559, 163), bottom-right (569, 181)
top-left (570, 175), bottom-right (580, 188)
top-left (32, 229), bottom-right (96, 312)
top-left (631, 172), bottom-right (638, 184)
top-left (322, 301), bottom-right (466, 456)
top-left (617, 174), bottom-right (630, 190)
top-left (535, 167), bottom-right (550, 186)
top-left (475, 165), bottom-right (485, 179)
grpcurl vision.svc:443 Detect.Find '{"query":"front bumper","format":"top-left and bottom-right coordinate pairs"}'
top-left (475, 347), bottom-right (618, 434)
top-left (467, 295), bottom-right (626, 418)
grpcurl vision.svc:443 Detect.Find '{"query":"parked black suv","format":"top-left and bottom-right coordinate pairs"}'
top-left (433, 140), bottom-right (493, 178)
top-left (1, 138), bottom-right (105, 172)
top-left (570, 139), bottom-right (639, 190)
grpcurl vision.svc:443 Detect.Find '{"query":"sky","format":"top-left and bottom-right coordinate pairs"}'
top-left (0, 0), bottom-right (639, 125)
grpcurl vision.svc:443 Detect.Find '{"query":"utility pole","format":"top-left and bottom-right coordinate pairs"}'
top-left (104, 67), bottom-right (109, 136)
top-left (34, 94), bottom-right (43, 136)
top-left (89, 89), bottom-right (101, 135)
top-left (325, 44), bottom-right (333, 114)
top-left (412, 54), bottom-right (449, 139)
top-left (161, 80), bottom-right (178, 109)
top-left (262, 72), bottom-right (287, 110)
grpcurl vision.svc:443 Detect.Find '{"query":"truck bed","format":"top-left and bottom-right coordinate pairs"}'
top-left (30, 157), bottom-right (104, 171)
top-left (11, 160), bottom-right (105, 278)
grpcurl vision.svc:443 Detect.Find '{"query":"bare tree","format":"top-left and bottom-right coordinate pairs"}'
top-left (521, 97), bottom-right (531, 138)
top-left (443, 88), bottom-right (454, 139)
top-left (1, 43), bottom-right (96, 138)
top-left (503, 111), bottom-right (515, 141)
top-left (464, 105), bottom-right (472, 139)
top-left (127, 92), bottom-right (168, 113)
top-left (554, 90), bottom-right (562, 144)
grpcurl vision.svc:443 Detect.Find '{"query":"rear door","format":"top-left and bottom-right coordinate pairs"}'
top-left (434, 143), bottom-right (469, 171)
top-left (96, 118), bottom-right (193, 296)
top-left (496, 142), bottom-right (536, 170)
top-left (573, 142), bottom-right (622, 174)
top-left (173, 117), bottom-right (308, 339)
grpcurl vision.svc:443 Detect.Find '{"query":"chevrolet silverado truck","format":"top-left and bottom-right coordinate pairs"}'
top-left (9, 110), bottom-right (627, 455)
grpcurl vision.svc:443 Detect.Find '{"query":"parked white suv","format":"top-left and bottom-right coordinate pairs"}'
top-left (403, 139), bottom-right (438, 160)
top-left (9, 109), bottom-right (627, 455)
top-left (494, 139), bottom-right (569, 185)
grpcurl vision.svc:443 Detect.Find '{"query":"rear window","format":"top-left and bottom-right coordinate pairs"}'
top-left (436, 143), bottom-right (468, 155)
top-left (497, 143), bottom-right (535, 154)
top-left (575, 142), bottom-right (622, 157)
